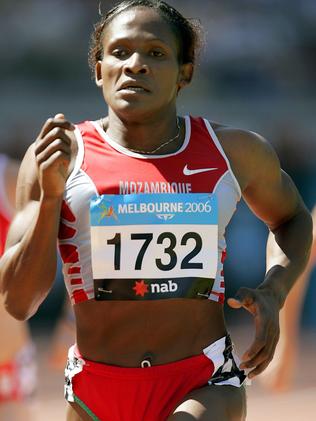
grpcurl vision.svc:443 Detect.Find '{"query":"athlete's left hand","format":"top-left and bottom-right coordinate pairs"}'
top-left (227, 287), bottom-right (280, 379)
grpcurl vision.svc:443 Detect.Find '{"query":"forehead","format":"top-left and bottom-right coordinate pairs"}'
top-left (103, 7), bottom-right (178, 49)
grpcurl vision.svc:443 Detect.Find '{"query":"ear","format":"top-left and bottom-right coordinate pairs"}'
top-left (95, 61), bottom-right (103, 87)
top-left (177, 63), bottom-right (194, 92)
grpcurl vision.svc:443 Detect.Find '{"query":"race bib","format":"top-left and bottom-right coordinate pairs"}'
top-left (90, 193), bottom-right (218, 300)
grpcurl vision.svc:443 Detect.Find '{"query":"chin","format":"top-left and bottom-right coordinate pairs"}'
top-left (112, 100), bottom-right (159, 121)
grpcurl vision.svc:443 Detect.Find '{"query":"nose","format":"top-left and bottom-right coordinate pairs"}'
top-left (123, 52), bottom-right (149, 75)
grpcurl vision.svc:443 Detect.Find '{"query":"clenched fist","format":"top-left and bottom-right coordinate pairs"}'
top-left (34, 113), bottom-right (75, 198)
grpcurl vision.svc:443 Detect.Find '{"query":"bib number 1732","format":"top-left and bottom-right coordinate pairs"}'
top-left (90, 193), bottom-right (218, 280)
top-left (107, 231), bottom-right (203, 271)
top-left (91, 224), bottom-right (216, 279)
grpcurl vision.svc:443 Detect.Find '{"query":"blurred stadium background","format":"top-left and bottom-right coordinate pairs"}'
top-left (0, 0), bottom-right (315, 419)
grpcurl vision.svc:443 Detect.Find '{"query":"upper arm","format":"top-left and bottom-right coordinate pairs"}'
top-left (217, 127), bottom-right (305, 230)
top-left (242, 134), bottom-right (302, 230)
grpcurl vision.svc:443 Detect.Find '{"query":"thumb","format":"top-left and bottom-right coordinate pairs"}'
top-left (54, 113), bottom-right (65, 119)
top-left (227, 297), bottom-right (242, 309)
top-left (227, 287), bottom-right (256, 310)
top-left (53, 113), bottom-right (75, 131)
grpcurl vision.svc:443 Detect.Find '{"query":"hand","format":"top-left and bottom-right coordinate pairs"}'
top-left (227, 287), bottom-right (280, 379)
top-left (34, 113), bottom-right (75, 198)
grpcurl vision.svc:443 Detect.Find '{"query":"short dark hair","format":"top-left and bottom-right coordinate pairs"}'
top-left (88, 0), bottom-right (203, 76)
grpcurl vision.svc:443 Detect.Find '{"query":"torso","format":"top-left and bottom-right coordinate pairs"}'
top-left (60, 116), bottom-right (242, 366)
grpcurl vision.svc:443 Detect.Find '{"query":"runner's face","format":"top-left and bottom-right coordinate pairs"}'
top-left (95, 7), bottom-right (189, 119)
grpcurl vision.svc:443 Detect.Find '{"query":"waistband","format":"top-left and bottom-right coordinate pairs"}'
top-left (69, 336), bottom-right (230, 380)
top-left (70, 343), bottom-right (217, 380)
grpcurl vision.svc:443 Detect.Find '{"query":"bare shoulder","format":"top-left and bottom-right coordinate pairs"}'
top-left (207, 121), bottom-right (305, 228)
top-left (210, 121), bottom-right (280, 192)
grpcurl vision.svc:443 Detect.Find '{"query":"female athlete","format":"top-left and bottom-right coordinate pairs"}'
top-left (0, 1), bottom-right (312, 420)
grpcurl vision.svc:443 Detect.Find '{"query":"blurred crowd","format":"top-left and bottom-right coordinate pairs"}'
top-left (1, 0), bottom-right (316, 94)
top-left (0, 0), bottom-right (315, 328)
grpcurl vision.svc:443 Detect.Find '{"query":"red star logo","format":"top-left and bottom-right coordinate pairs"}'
top-left (133, 280), bottom-right (149, 297)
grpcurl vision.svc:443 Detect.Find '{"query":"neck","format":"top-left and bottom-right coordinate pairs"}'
top-left (104, 110), bottom-right (183, 154)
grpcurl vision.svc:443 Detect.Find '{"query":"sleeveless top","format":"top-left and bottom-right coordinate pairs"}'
top-left (0, 155), bottom-right (14, 255)
top-left (59, 116), bottom-right (241, 305)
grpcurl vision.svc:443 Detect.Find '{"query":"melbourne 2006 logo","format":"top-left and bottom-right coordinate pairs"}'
top-left (98, 203), bottom-right (118, 222)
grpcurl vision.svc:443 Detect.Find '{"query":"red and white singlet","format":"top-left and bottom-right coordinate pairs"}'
top-left (59, 116), bottom-right (241, 305)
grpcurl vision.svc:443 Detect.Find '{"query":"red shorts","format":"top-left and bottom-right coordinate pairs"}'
top-left (65, 336), bottom-right (245, 421)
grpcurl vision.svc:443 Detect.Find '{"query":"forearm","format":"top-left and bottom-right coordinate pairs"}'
top-left (259, 207), bottom-right (313, 309)
top-left (0, 197), bottom-right (62, 320)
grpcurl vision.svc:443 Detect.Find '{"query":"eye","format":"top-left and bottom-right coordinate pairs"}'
top-left (112, 48), bottom-right (129, 58)
top-left (150, 50), bottom-right (164, 58)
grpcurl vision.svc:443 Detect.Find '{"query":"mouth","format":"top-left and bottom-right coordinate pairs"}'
top-left (121, 87), bottom-right (148, 92)
top-left (119, 82), bottom-right (150, 93)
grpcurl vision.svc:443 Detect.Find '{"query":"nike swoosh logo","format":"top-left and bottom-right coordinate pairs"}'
top-left (183, 165), bottom-right (218, 176)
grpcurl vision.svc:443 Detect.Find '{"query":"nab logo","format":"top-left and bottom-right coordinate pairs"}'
top-left (151, 280), bottom-right (178, 293)
top-left (156, 214), bottom-right (175, 221)
top-left (133, 280), bottom-right (178, 297)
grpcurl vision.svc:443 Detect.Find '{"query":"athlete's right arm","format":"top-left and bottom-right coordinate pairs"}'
top-left (0, 114), bottom-right (75, 320)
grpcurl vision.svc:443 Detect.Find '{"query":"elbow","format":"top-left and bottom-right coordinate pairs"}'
top-left (7, 309), bottom-right (31, 322)
top-left (3, 293), bottom-right (37, 321)
top-left (6, 305), bottom-right (36, 322)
